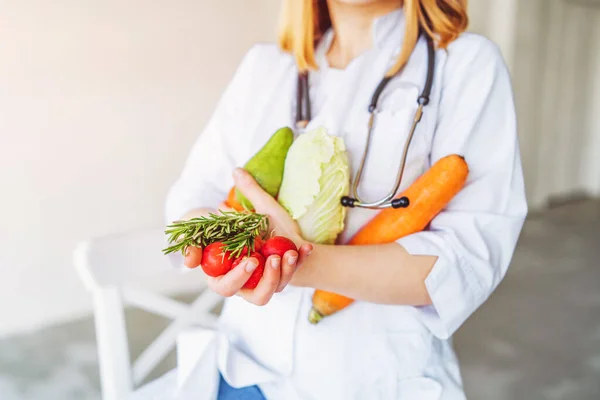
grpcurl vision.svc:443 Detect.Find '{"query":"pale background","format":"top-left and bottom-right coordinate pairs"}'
top-left (0, 0), bottom-right (282, 337)
top-left (0, 0), bottom-right (599, 340)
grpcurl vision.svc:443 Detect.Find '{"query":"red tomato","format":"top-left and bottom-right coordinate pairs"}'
top-left (254, 237), bottom-right (264, 252)
top-left (201, 242), bottom-right (235, 277)
top-left (231, 256), bottom-right (244, 270)
top-left (184, 246), bottom-right (202, 269)
top-left (242, 252), bottom-right (265, 290)
top-left (241, 237), bottom-right (264, 257)
top-left (261, 236), bottom-right (298, 259)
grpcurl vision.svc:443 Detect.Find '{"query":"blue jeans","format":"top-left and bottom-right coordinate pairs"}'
top-left (217, 374), bottom-right (266, 400)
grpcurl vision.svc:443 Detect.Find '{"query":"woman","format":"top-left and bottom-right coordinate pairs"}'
top-left (143, 0), bottom-right (527, 399)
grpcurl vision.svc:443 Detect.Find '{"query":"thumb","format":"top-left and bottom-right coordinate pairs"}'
top-left (232, 168), bottom-right (280, 213)
top-left (184, 245), bottom-right (203, 269)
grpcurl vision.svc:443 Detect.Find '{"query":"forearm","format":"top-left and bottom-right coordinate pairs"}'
top-left (294, 242), bottom-right (436, 306)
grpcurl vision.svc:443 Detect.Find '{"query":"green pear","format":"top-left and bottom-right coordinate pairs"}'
top-left (236, 127), bottom-right (295, 210)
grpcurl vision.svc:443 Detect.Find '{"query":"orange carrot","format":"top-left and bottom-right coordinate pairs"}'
top-left (225, 187), bottom-right (246, 212)
top-left (308, 154), bottom-right (469, 324)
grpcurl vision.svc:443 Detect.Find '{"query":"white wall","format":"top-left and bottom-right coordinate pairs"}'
top-left (519, 0), bottom-right (600, 207)
top-left (466, 0), bottom-right (519, 69)
top-left (478, 0), bottom-right (600, 208)
top-left (0, 0), bottom-right (280, 338)
top-left (585, 9), bottom-right (600, 196)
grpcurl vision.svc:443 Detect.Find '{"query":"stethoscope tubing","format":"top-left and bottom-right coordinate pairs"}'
top-left (296, 34), bottom-right (436, 210)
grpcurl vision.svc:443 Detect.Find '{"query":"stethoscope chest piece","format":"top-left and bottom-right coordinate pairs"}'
top-left (295, 35), bottom-right (435, 210)
top-left (341, 194), bottom-right (410, 209)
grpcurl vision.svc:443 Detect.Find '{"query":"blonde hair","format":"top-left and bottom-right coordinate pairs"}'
top-left (278, 0), bottom-right (469, 76)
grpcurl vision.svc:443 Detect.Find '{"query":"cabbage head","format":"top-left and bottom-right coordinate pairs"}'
top-left (277, 127), bottom-right (350, 244)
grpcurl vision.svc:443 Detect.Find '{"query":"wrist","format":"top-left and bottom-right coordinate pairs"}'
top-left (290, 241), bottom-right (319, 288)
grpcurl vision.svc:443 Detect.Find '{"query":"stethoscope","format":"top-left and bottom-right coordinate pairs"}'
top-left (295, 34), bottom-right (435, 210)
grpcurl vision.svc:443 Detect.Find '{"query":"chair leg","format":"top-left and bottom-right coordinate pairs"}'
top-left (131, 289), bottom-right (222, 385)
top-left (93, 287), bottom-right (133, 400)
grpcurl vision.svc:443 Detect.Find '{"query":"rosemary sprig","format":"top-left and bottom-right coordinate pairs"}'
top-left (162, 210), bottom-right (269, 258)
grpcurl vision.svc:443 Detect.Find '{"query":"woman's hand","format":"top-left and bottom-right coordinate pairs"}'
top-left (232, 168), bottom-right (306, 247)
top-left (203, 168), bottom-right (313, 306)
top-left (177, 208), bottom-right (216, 269)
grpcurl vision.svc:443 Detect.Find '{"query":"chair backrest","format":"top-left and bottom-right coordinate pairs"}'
top-left (73, 227), bottom-right (222, 400)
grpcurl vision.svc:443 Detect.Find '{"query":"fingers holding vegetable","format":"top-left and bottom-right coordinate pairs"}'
top-left (295, 242), bottom-right (314, 268)
top-left (238, 253), bottom-right (282, 306)
top-left (239, 252), bottom-right (266, 290)
top-left (201, 238), bottom-right (301, 305)
top-left (238, 236), bottom-right (301, 298)
top-left (163, 209), bottom-right (303, 302)
top-left (260, 236), bottom-right (301, 292)
top-left (183, 245), bottom-right (203, 269)
top-left (206, 256), bottom-right (261, 297)
top-left (233, 168), bottom-right (304, 248)
top-left (275, 250), bottom-right (299, 293)
top-left (163, 126), bottom-right (319, 304)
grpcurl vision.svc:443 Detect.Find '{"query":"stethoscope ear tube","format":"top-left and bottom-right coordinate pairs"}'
top-left (296, 35), bottom-right (436, 210)
top-left (420, 35), bottom-right (435, 105)
top-left (296, 73), bottom-right (311, 129)
top-left (368, 76), bottom-right (393, 113)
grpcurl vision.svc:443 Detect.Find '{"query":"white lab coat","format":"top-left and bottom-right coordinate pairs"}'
top-left (134, 9), bottom-right (527, 400)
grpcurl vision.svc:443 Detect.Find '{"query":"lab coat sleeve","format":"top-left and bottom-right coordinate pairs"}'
top-left (162, 46), bottom-right (261, 269)
top-left (396, 36), bottom-right (528, 339)
top-left (164, 47), bottom-right (259, 224)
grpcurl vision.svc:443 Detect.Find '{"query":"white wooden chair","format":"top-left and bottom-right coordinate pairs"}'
top-left (73, 227), bottom-right (223, 400)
